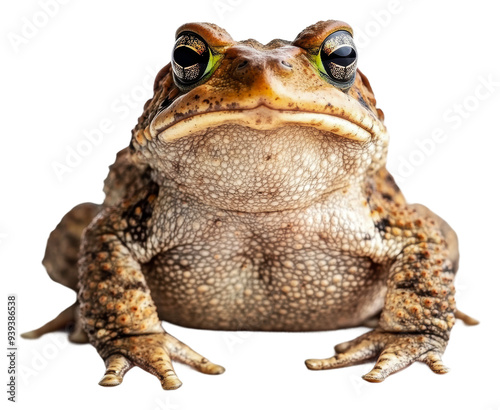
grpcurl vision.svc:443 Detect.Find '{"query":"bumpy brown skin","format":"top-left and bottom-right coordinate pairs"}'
top-left (25, 20), bottom-right (469, 388)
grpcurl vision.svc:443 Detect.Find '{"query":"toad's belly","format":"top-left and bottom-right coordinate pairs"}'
top-left (143, 243), bottom-right (388, 331)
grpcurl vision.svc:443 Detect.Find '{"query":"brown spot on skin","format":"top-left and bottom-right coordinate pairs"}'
top-left (101, 263), bottom-right (112, 271)
top-left (410, 305), bottom-right (422, 315)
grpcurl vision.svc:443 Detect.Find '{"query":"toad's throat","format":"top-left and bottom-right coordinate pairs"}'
top-left (153, 106), bottom-right (372, 143)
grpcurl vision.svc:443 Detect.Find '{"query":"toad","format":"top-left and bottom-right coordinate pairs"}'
top-left (23, 20), bottom-right (477, 389)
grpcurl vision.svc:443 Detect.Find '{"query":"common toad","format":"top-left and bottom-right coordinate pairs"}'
top-left (23, 20), bottom-right (477, 389)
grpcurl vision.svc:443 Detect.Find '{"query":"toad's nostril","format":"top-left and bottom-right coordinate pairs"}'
top-left (281, 60), bottom-right (292, 68)
top-left (237, 60), bottom-right (249, 69)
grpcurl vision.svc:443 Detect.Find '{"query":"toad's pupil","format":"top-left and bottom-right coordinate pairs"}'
top-left (324, 46), bottom-right (356, 67)
top-left (174, 46), bottom-right (206, 68)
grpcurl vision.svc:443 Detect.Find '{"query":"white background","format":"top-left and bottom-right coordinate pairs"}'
top-left (1, 0), bottom-right (499, 409)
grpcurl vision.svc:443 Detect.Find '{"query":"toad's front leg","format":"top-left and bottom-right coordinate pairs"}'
top-left (78, 188), bottom-right (224, 389)
top-left (306, 205), bottom-right (462, 382)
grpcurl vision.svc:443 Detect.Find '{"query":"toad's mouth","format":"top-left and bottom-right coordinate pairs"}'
top-left (152, 105), bottom-right (376, 143)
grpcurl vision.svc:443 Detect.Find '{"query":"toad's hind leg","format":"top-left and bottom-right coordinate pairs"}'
top-left (22, 202), bottom-right (101, 343)
top-left (21, 302), bottom-right (88, 343)
top-left (43, 202), bottom-right (101, 290)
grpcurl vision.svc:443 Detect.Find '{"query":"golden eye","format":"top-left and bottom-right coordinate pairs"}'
top-left (172, 32), bottom-right (219, 86)
top-left (316, 30), bottom-right (357, 89)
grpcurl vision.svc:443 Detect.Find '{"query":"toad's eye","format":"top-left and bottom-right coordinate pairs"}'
top-left (172, 32), bottom-right (219, 86)
top-left (316, 30), bottom-right (357, 89)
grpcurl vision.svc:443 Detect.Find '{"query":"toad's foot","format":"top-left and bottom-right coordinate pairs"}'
top-left (98, 332), bottom-right (225, 389)
top-left (305, 330), bottom-right (448, 383)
